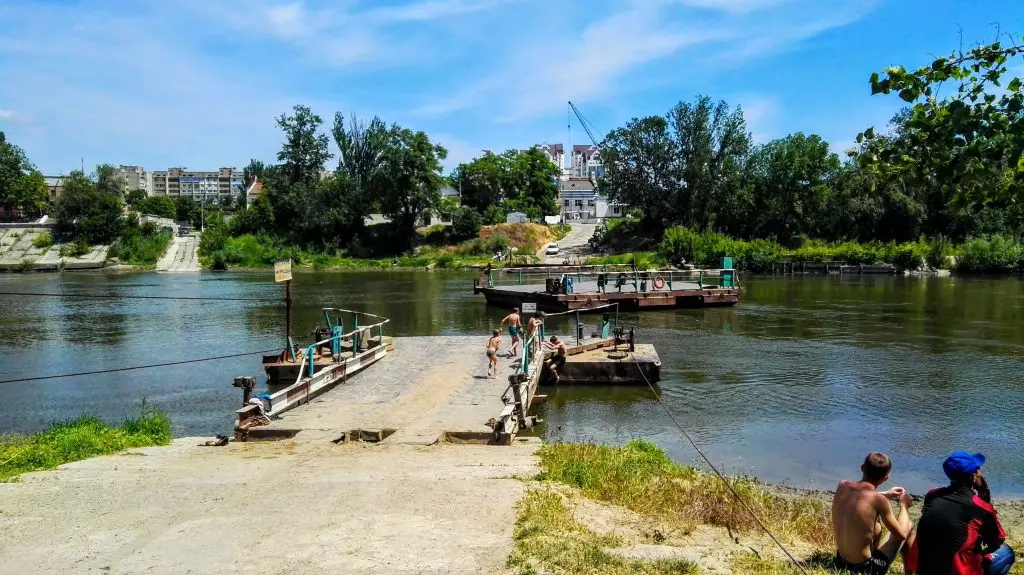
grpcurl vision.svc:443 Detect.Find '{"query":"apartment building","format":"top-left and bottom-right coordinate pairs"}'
top-left (570, 145), bottom-right (603, 179)
top-left (116, 165), bottom-right (153, 194)
top-left (533, 143), bottom-right (564, 172)
top-left (151, 167), bottom-right (243, 200)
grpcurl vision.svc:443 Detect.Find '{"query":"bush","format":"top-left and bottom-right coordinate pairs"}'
top-left (451, 207), bottom-right (482, 242)
top-left (927, 235), bottom-right (953, 269)
top-left (107, 222), bottom-right (172, 266)
top-left (137, 196), bottom-right (177, 220)
top-left (435, 251), bottom-right (457, 268)
top-left (419, 224), bottom-right (449, 246)
top-left (955, 235), bottom-right (1023, 273)
top-left (31, 233), bottom-right (53, 249)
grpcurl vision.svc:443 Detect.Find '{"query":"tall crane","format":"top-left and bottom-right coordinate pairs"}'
top-left (568, 100), bottom-right (601, 148)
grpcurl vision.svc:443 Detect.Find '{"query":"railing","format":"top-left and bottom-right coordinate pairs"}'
top-left (291, 309), bottom-right (390, 386)
top-left (488, 268), bottom-right (740, 291)
top-left (517, 303), bottom-right (620, 375)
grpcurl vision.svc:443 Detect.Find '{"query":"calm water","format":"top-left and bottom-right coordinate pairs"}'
top-left (1, 272), bottom-right (1022, 496)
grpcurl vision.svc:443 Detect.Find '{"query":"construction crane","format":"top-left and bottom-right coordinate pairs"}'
top-left (568, 100), bottom-right (601, 148)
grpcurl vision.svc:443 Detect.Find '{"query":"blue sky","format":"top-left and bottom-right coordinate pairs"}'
top-left (1, 0), bottom-right (1021, 175)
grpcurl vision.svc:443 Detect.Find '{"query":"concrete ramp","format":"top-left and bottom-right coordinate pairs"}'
top-left (156, 235), bottom-right (199, 272)
top-left (0, 227), bottom-right (108, 271)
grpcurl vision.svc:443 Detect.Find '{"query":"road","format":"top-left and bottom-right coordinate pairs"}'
top-left (539, 222), bottom-right (596, 263)
top-left (156, 234), bottom-right (199, 272)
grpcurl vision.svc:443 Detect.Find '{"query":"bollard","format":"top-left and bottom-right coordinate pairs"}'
top-left (232, 376), bottom-right (256, 406)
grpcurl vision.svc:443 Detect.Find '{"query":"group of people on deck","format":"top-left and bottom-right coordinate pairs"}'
top-left (485, 307), bottom-right (566, 381)
top-left (834, 450), bottom-right (1014, 575)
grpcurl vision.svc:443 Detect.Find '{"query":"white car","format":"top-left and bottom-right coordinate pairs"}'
top-left (545, 243), bottom-right (559, 255)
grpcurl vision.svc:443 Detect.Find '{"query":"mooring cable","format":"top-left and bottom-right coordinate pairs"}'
top-left (629, 351), bottom-right (810, 574)
top-left (0, 348), bottom-right (283, 385)
top-left (0, 291), bottom-right (282, 303)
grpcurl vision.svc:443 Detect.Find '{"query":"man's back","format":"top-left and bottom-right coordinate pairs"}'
top-left (833, 480), bottom-right (883, 562)
top-left (911, 484), bottom-right (1005, 575)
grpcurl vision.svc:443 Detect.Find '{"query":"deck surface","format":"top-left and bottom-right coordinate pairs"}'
top-left (267, 336), bottom-right (523, 444)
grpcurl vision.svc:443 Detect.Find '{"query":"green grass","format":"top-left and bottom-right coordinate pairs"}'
top-left (0, 407), bottom-right (172, 482)
top-left (507, 488), bottom-right (700, 575)
top-left (586, 251), bottom-right (669, 269)
top-left (31, 233), bottom-right (53, 249)
top-left (108, 227), bottom-right (172, 266)
top-left (537, 440), bottom-right (833, 548)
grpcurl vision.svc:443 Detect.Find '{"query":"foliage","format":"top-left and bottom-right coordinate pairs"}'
top-left (536, 440), bottom-right (832, 548)
top-left (374, 127), bottom-right (447, 246)
top-left (276, 104), bottom-right (333, 187)
top-left (858, 39), bottom-right (1024, 206)
top-left (926, 235), bottom-right (953, 269)
top-left (108, 220), bottom-right (172, 266)
top-left (137, 196), bottom-right (176, 219)
top-left (52, 166), bottom-right (124, 243)
top-left (0, 131), bottom-right (49, 219)
top-left (31, 232), bottom-right (53, 249)
top-left (955, 234), bottom-right (1024, 273)
top-left (451, 206), bottom-right (482, 241)
top-left (229, 194), bottom-right (274, 236)
top-left (59, 239), bottom-right (92, 258)
top-left (507, 488), bottom-right (699, 575)
top-left (452, 147), bottom-right (560, 219)
top-left (175, 196), bottom-right (199, 226)
top-left (125, 188), bottom-right (147, 207)
top-left (0, 405), bottom-right (172, 482)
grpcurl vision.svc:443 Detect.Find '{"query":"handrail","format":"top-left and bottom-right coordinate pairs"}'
top-left (289, 318), bottom-right (390, 387)
top-left (320, 307), bottom-right (389, 323)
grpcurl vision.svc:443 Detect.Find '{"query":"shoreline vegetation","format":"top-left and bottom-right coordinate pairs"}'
top-left (512, 440), bottom-right (1024, 575)
top-left (0, 406), bottom-right (172, 482)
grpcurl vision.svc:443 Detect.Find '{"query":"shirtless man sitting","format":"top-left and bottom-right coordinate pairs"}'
top-left (832, 452), bottom-right (915, 574)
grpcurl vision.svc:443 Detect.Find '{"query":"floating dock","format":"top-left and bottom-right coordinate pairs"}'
top-left (474, 267), bottom-right (740, 312)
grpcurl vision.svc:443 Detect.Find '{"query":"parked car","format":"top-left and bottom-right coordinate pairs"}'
top-left (545, 243), bottom-right (559, 255)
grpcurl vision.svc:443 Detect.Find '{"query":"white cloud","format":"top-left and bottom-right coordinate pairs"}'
top-left (735, 96), bottom-right (780, 143)
top-left (0, 109), bottom-right (14, 120)
top-left (672, 0), bottom-right (794, 14)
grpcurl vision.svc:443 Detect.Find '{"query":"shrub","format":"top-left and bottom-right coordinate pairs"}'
top-left (451, 207), bottom-right (482, 242)
top-left (419, 224), bottom-right (449, 246)
top-left (956, 235), bottom-right (1023, 273)
top-left (927, 235), bottom-right (953, 269)
top-left (17, 259), bottom-right (34, 272)
top-left (435, 251), bottom-right (457, 268)
top-left (31, 233), bottom-right (53, 249)
top-left (107, 223), bottom-right (172, 266)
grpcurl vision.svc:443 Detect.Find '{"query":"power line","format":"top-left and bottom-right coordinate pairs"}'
top-left (630, 351), bottom-right (810, 575)
top-left (0, 348), bottom-right (282, 385)
top-left (0, 291), bottom-right (282, 303)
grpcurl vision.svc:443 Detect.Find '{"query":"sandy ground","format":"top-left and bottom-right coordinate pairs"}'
top-left (0, 438), bottom-right (539, 574)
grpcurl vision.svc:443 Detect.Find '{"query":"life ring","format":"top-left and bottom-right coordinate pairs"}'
top-left (653, 275), bottom-right (666, 289)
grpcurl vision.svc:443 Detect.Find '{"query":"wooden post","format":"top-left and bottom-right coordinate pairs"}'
top-left (510, 379), bottom-right (526, 427)
top-left (285, 279), bottom-right (293, 360)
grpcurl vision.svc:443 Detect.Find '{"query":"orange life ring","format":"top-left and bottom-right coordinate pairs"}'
top-left (653, 276), bottom-right (666, 289)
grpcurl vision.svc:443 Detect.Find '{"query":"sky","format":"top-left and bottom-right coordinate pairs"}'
top-left (0, 0), bottom-right (1021, 175)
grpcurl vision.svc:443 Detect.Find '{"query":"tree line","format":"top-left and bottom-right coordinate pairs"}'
top-left (598, 39), bottom-right (1024, 247)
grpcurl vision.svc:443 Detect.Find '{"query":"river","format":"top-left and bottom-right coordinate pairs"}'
top-left (1, 271), bottom-right (1022, 496)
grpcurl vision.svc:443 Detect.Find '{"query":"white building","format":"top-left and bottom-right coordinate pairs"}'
top-left (559, 178), bottom-right (623, 221)
top-left (533, 143), bottom-right (564, 171)
top-left (151, 167), bottom-right (243, 201)
top-left (570, 145), bottom-right (603, 179)
top-left (117, 165), bottom-right (154, 194)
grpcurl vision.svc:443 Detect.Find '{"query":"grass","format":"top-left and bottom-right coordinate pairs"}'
top-left (107, 225), bottom-right (172, 266)
top-left (507, 488), bottom-right (700, 575)
top-left (31, 232), bottom-right (53, 249)
top-left (0, 406), bottom-right (172, 482)
top-left (536, 440), bottom-right (833, 548)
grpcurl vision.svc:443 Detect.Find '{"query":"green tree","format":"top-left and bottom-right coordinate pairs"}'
top-left (599, 115), bottom-right (679, 229)
top-left (276, 105), bottom-right (332, 187)
top-left (137, 196), bottom-right (177, 219)
top-left (52, 168), bottom-right (124, 243)
top-left (454, 151), bottom-right (516, 212)
top-left (175, 196), bottom-right (198, 225)
top-left (748, 133), bottom-right (839, 241)
top-left (511, 147), bottom-right (560, 216)
top-left (858, 39), bottom-right (1024, 206)
top-left (9, 170), bottom-right (49, 218)
top-left (125, 188), bottom-right (147, 207)
top-left (451, 206), bottom-right (482, 241)
top-left (374, 127), bottom-right (447, 244)
top-left (231, 194), bottom-right (275, 236)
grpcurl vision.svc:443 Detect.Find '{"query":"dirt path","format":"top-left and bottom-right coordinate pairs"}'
top-left (0, 439), bottom-right (539, 574)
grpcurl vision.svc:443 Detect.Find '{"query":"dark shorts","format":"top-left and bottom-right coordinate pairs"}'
top-left (549, 355), bottom-right (566, 369)
top-left (836, 548), bottom-right (891, 575)
top-left (487, 349), bottom-right (496, 358)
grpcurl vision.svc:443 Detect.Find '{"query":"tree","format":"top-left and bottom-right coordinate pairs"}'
top-left (137, 196), bottom-right (177, 219)
top-left (599, 115), bottom-right (679, 228)
top-left (747, 133), bottom-right (840, 241)
top-left (451, 206), bottom-right (482, 241)
top-left (511, 147), bottom-right (560, 216)
top-left (176, 196), bottom-right (198, 225)
top-left (125, 188), bottom-right (147, 207)
top-left (374, 127), bottom-right (447, 244)
top-left (52, 167), bottom-right (124, 243)
top-left (454, 151), bottom-right (515, 212)
top-left (858, 39), bottom-right (1024, 206)
top-left (276, 105), bottom-right (332, 187)
top-left (9, 170), bottom-right (48, 218)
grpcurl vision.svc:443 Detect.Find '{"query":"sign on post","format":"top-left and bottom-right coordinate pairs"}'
top-left (521, 302), bottom-right (537, 314)
top-left (274, 260), bottom-right (293, 283)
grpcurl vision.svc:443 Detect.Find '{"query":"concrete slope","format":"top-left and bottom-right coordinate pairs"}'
top-left (156, 234), bottom-right (199, 272)
top-left (539, 222), bottom-right (596, 263)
